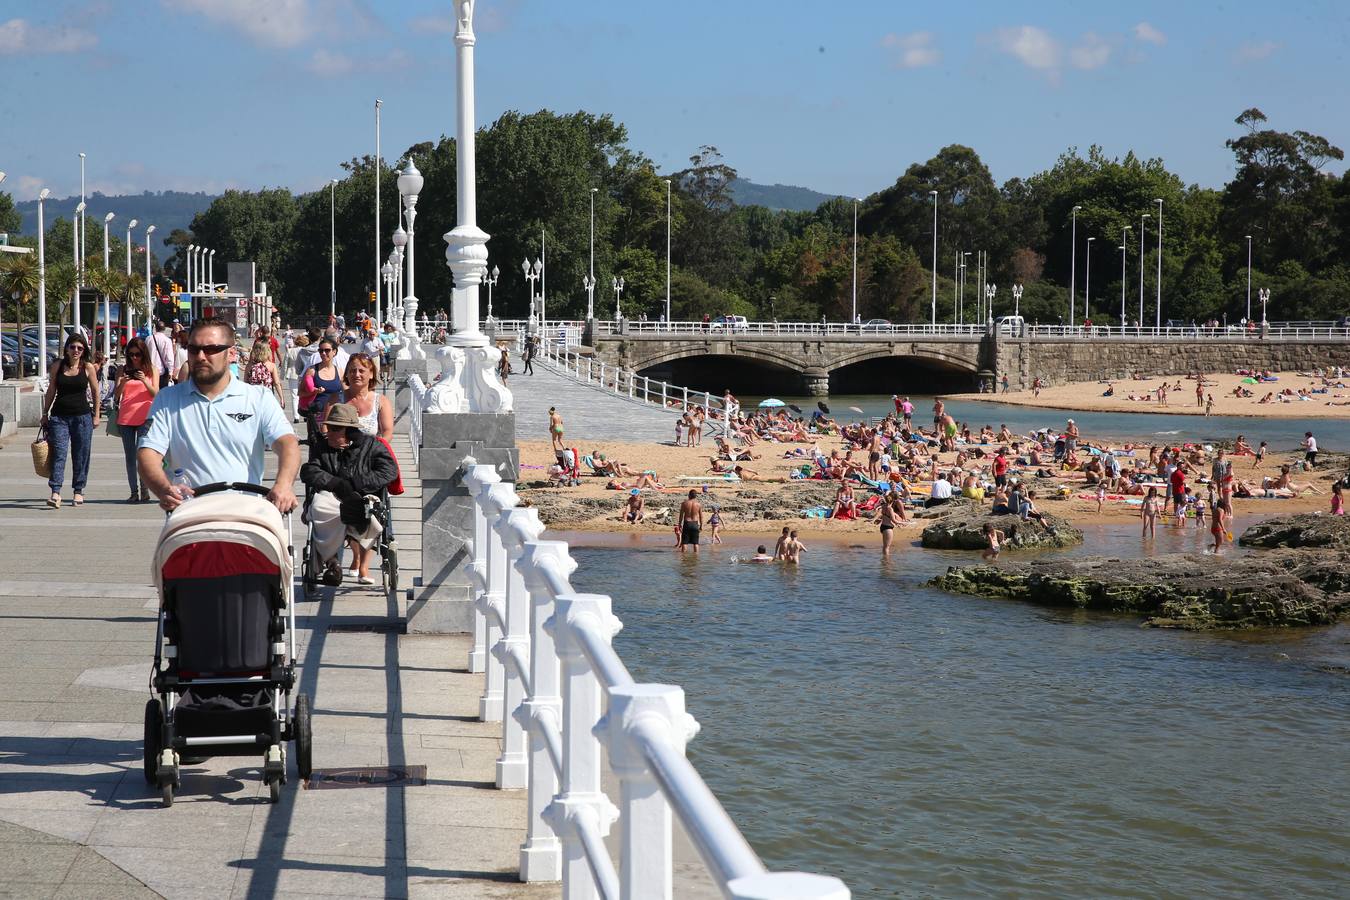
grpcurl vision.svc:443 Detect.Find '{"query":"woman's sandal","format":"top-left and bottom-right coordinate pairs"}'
top-left (73, 494), bottom-right (84, 506)
top-left (47, 494), bottom-right (61, 509)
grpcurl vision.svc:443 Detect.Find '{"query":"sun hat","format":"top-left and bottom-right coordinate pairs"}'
top-left (324, 403), bottom-right (361, 429)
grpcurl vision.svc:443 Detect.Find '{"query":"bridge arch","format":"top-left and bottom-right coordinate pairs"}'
top-left (827, 349), bottom-right (980, 394)
top-left (633, 352), bottom-right (804, 396)
top-left (624, 343), bottom-right (808, 375)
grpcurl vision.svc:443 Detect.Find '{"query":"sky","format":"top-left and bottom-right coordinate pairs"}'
top-left (2, 0), bottom-right (1348, 203)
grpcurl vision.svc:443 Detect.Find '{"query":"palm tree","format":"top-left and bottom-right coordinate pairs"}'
top-left (0, 252), bottom-right (39, 341)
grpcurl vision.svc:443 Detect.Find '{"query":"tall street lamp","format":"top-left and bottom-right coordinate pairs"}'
top-left (612, 275), bottom-right (624, 319)
top-left (851, 197), bottom-right (859, 324)
top-left (582, 273), bottom-right (596, 320)
top-left (37, 188), bottom-right (50, 378)
top-left (485, 265), bottom-right (499, 321)
top-left (1259, 287), bottom-right (1270, 325)
top-left (1138, 213), bottom-right (1150, 328)
top-left (374, 98), bottom-right (383, 327)
top-left (1245, 234), bottom-right (1253, 322)
top-left (1120, 225), bottom-right (1131, 325)
top-left (1069, 204), bottom-right (1080, 325)
top-left (187, 244), bottom-right (195, 295)
top-left (392, 224), bottom-right (408, 327)
top-left (1084, 236), bottom-right (1095, 323)
top-left (1011, 283), bottom-right (1023, 320)
top-left (78, 152), bottom-right (85, 288)
top-left (396, 161), bottom-right (423, 336)
top-left (1154, 198), bottom-right (1163, 328)
top-left (143, 225), bottom-right (155, 325)
top-left (73, 201), bottom-right (85, 332)
top-left (102, 212), bottom-right (114, 371)
top-left (664, 178), bottom-right (672, 324)
top-left (929, 189), bottom-right (938, 327)
top-left (330, 178), bottom-right (338, 319)
top-left (124, 218), bottom-right (138, 333)
top-left (381, 261), bottom-right (393, 322)
top-left (522, 258), bottom-right (539, 325)
top-left (959, 252), bottom-right (971, 324)
top-left (208, 249), bottom-right (215, 294)
top-left (984, 283), bottom-right (997, 325)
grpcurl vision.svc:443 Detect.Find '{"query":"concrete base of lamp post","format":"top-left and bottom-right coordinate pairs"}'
top-left (407, 410), bottom-right (518, 634)
top-left (0, 383), bottom-right (20, 438)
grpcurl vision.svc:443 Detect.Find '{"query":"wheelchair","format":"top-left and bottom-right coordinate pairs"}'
top-left (299, 485), bottom-right (399, 603)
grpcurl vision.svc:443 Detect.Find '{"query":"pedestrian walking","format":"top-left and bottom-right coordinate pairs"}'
top-left (39, 333), bottom-right (100, 508)
top-left (244, 339), bottom-right (286, 409)
top-left (113, 338), bottom-right (159, 502)
top-left (522, 336), bottom-right (536, 375)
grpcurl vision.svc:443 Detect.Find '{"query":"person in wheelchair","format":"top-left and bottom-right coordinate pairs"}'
top-left (300, 403), bottom-right (398, 586)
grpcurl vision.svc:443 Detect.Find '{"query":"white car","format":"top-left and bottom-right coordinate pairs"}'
top-left (710, 315), bottom-right (749, 332)
top-left (995, 315), bottom-right (1026, 336)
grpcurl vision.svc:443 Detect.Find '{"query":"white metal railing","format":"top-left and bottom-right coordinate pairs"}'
top-left (462, 460), bottom-right (849, 899)
top-left (406, 374), bottom-right (428, 466)
top-left (529, 339), bottom-right (728, 434)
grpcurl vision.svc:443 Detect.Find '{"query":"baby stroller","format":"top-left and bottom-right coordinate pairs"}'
top-left (144, 483), bottom-right (311, 807)
top-left (299, 486), bottom-right (398, 602)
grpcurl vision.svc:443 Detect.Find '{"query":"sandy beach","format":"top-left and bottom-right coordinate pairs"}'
top-left (949, 370), bottom-right (1350, 419)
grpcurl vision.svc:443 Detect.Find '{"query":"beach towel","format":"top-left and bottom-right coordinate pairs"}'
top-left (801, 506), bottom-right (830, 518)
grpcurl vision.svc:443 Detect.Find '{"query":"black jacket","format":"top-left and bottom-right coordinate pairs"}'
top-left (301, 430), bottom-right (398, 499)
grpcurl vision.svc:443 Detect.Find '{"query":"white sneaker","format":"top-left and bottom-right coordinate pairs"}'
top-left (357, 575), bottom-right (376, 586)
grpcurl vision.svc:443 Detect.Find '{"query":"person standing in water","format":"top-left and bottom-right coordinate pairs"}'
top-left (677, 489), bottom-right (703, 553)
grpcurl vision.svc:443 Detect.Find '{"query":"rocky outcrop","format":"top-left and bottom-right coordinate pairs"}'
top-left (920, 509), bottom-right (1083, 550)
top-left (1238, 512), bottom-right (1350, 550)
top-left (930, 552), bottom-right (1350, 629)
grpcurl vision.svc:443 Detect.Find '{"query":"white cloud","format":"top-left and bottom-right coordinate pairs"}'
top-left (880, 31), bottom-right (940, 69)
top-left (993, 25), bottom-right (1060, 71)
top-left (1069, 33), bottom-right (1111, 70)
top-left (410, 14), bottom-right (455, 35)
top-left (164, 0), bottom-right (311, 48)
top-left (306, 48), bottom-right (353, 76)
top-left (0, 17), bottom-right (98, 55)
top-left (1133, 22), bottom-right (1166, 46)
top-left (1235, 40), bottom-right (1279, 63)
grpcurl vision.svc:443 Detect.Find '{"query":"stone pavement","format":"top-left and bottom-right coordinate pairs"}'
top-left (0, 383), bottom-right (556, 900)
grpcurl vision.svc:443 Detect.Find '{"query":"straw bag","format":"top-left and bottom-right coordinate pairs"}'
top-left (31, 424), bottom-right (52, 479)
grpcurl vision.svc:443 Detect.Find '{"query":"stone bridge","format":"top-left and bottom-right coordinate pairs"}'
top-left (588, 331), bottom-right (1350, 396)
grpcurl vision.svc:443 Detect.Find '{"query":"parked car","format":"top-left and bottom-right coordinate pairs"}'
top-left (859, 318), bottom-right (892, 332)
top-left (709, 315), bottom-right (749, 332)
top-left (1, 333), bottom-right (41, 377)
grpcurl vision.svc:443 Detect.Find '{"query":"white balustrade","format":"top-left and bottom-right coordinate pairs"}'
top-left (461, 461), bottom-right (850, 898)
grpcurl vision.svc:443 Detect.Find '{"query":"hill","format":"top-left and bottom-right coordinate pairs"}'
top-left (729, 178), bottom-right (841, 212)
top-left (13, 190), bottom-right (217, 250)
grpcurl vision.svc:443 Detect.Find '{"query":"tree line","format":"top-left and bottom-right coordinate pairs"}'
top-left (3, 106), bottom-right (1347, 328)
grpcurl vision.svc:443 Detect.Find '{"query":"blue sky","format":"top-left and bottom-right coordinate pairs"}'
top-left (2, 1), bottom-right (1347, 202)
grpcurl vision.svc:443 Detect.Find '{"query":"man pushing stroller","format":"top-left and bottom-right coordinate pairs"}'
top-left (301, 403), bottom-right (398, 586)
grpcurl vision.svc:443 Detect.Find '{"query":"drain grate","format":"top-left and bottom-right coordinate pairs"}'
top-left (305, 765), bottom-right (427, 789)
top-left (325, 621), bottom-right (406, 634)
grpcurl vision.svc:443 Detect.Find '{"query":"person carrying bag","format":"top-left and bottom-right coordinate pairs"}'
top-left (113, 338), bottom-right (159, 502)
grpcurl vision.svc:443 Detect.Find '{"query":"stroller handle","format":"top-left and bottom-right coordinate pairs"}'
top-left (193, 482), bottom-right (273, 498)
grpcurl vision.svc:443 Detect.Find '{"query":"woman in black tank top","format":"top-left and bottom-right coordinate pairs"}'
top-left (39, 334), bottom-right (101, 508)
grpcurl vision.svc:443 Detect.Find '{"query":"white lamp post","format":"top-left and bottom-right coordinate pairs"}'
top-left (330, 178), bottom-right (339, 319)
top-left (1259, 287), bottom-right (1270, 325)
top-left (78, 152), bottom-right (85, 288)
top-left (664, 178), bottom-right (672, 325)
top-left (1120, 226), bottom-right (1131, 325)
top-left (391, 223), bottom-right (408, 328)
top-left (1245, 235), bottom-right (1253, 322)
top-left (124, 219), bottom-right (138, 333)
top-left (396, 161), bottom-right (424, 349)
top-left (1084, 236), bottom-right (1094, 324)
top-left (485, 265), bottom-right (499, 321)
top-left (523, 258), bottom-right (539, 326)
top-left (186, 244), bottom-right (194, 297)
top-left (1069, 204), bottom-right (1080, 325)
top-left (1011, 283), bottom-right (1023, 321)
top-left (984, 283), bottom-right (996, 325)
top-left (612, 275), bottom-right (624, 320)
top-left (582, 274), bottom-right (596, 320)
top-left (588, 186), bottom-right (598, 321)
top-left (929, 189), bottom-right (938, 327)
top-left (102, 212), bottom-right (114, 369)
top-left (208, 249), bottom-right (215, 294)
top-left (1154, 198), bottom-right (1163, 329)
top-left (374, 98), bottom-right (383, 328)
top-left (73, 202), bottom-right (85, 332)
top-left (851, 197), bottom-right (859, 324)
top-left (37, 188), bottom-right (50, 378)
top-left (381, 261), bottom-right (393, 324)
top-left (143, 225), bottom-right (155, 325)
top-left (1138, 213), bottom-right (1150, 328)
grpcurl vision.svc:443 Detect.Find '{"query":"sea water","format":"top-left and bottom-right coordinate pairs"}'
top-left (567, 527), bottom-right (1349, 898)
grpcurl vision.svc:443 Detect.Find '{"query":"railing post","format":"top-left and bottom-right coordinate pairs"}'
top-left (464, 462), bottom-right (501, 674)
top-left (493, 506), bottom-right (544, 790)
top-left (545, 593), bottom-right (622, 900)
top-left (515, 540), bottom-right (577, 881)
top-left (475, 480), bottom-right (517, 721)
top-left (603, 684), bottom-right (697, 900)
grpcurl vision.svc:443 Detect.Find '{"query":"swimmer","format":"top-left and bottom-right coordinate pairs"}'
top-left (749, 545), bottom-right (774, 562)
top-left (981, 523), bottom-right (1005, 560)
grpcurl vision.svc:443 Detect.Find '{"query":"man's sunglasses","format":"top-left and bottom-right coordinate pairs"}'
top-left (187, 343), bottom-right (231, 356)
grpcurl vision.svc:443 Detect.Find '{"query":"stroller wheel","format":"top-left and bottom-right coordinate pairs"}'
top-left (295, 693), bottom-right (314, 780)
top-left (161, 782), bottom-right (174, 808)
top-left (384, 548), bottom-right (399, 603)
top-left (143, 699), bottom-right (163, 786)
top-left (269, 780), bottom-right (281, 804)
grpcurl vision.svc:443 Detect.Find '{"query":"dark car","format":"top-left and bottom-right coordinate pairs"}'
top-left (1, 334), bottom-right (40, 377)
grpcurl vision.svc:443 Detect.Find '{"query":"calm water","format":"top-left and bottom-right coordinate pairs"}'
top-left (567, 527), bottom-right (1350, 898)
top-left (750, 394), bottom-right (1350, 452)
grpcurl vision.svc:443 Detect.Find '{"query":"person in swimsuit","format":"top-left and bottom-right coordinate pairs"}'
top-left (707, 505), bottom-right (722, 543)
top-left (772, 526), bottom-right (791, 560)
top-left (624, 489), bottom-right (645, 524)
top-left (1141, 486), bottom-right (1160, 538)
top-left (549, 407), bottom-right (564, 451)
top-left (981, 523), bottom-right (1005, 560)
top-left (878, 494), bottom-right (900, 557)
top-left (782, 530), bottom-right (807, 564)
top-left (749, 545), bottom-right (773, 562)
top-left (677, 489), bottom-right (703, 553)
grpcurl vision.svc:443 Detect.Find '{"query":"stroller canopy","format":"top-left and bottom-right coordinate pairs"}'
top-left (153, 493), bottom-right (293, 607)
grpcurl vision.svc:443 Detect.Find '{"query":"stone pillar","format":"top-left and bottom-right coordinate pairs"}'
top-left (800, 367), bottom-right (829, 396)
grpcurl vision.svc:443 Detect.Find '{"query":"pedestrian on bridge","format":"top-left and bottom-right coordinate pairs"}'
top-left (40, 333), bottom-right (100, 509)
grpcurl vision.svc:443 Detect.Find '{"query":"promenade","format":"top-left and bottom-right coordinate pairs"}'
top-left (0, 385), bottom-right (556, 899)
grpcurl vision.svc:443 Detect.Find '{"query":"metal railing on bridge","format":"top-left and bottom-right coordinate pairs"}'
top-left (458, 462), bottom-right (850, 898)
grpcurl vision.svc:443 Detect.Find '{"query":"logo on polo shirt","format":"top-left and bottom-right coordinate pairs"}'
top-left (226, 412), bottom-right (254, 422)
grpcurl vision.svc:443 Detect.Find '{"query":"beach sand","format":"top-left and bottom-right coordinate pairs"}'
top-left (949, 370), bottom-right (1350, 419)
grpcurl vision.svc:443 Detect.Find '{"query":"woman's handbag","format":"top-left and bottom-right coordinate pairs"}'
top-left (106, 406), bottom-right (122, 438)
top-left (31, 424), bottom-right (52, 479)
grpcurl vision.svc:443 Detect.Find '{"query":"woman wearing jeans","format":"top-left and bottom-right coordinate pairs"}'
top-left (114, 337), bottom-right (159, 502)
top-left (40, 333), bottom-right (100, 508)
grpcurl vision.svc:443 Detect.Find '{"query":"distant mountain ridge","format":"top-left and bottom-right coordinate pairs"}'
top-left (13, 190), bottom-right (216, 248)
top-left (729, 178), bottom-right (841, 212)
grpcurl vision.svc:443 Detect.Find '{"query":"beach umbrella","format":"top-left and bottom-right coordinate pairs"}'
top-left (818, 401), bottom-right (831, 414)
top-left (758, 398), bottom-right (786, 408)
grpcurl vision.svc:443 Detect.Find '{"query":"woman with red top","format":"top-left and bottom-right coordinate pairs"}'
top-left (114, 337), bottom-right (159, 502)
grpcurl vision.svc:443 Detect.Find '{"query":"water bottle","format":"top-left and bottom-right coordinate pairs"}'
top-left (171, 468), bottom-right (192, 502)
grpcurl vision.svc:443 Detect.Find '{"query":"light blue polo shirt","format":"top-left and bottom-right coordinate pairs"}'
top-left (139, 373), bottom-right (294, 487)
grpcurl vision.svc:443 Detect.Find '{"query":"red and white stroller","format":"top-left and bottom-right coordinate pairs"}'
top-left (143, 483), bottom-right (312, 806)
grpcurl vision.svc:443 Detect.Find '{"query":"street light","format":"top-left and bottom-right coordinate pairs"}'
top-left (1120, 225), bottom-right (1131, 325)
top-left (1138, 213), bottom-right (1150, 328)
top-left (960, 251), bottom-right (972, 324)
top-left (1245, 235), bottom-right (1253, 322)
top-left (984, 283), bottom-right (997, 325)
top-left (73, 202), bottom-right (86, 332)
top-left (582, 273), bottom-right (596, 320)
top-left (124, 219), bottom-right (138, 333)
top-left (37, 188), bottom-right (50, 378)
top-left (612, 275), bottom-right (625, 319)
top-left (485, 265), bottom-right (499, 321)
top-left (374, 98), bottom-right (383, 328)
top-left (1069, 204), bottom-right (1081, 324)
top-left (1011, 283), bottom-right (1023, 320)
top-left (208, 249), bottom-right (215, 294)
top-left (1154, 198), bottom-right (1164, 328)
top-left (1258, 287), bottom-right (1270, 325)
top-left (330, 178), bottom-right (338, 319)
top-left (143, 225), bottom-right (155, 326)
top-left (929, 189), bottom-right (938, 327)
top-left (522, 257), bottom-right (540, 324)
top-left (392, 224), bottom-right (408, 325)
top-left (102, 212), bottom-right (114, 372)
top-left (381, 261), bottom-right (393, 321)
top-left (187, 244), bottom-right (195, 296)
top-left (1084, 236), bottom-right (1095, 323)
top-left (396, 160), bottom-right (423, 334)
top-left (78, 152), bottom-right (85, 289)
top-left (664, 178), bottom-right (672, 324)
top-left (851, 197), bottom-right (859, 324)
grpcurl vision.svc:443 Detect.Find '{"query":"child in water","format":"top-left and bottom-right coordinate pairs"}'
top-left (708, 505), bottom-right (723, 544)
top-left (981, 523), bottom-right (1005, 560)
